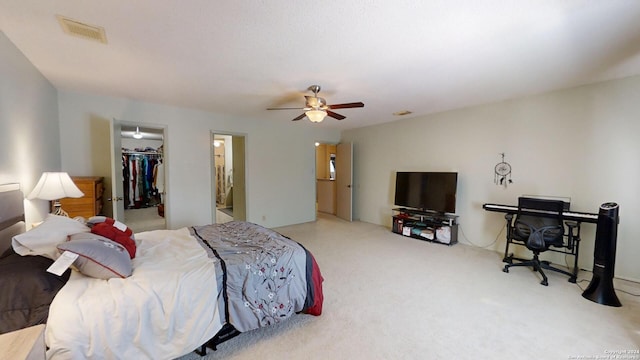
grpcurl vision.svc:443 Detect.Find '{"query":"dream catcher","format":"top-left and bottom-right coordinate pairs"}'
top-left (494, 153), bottom-right (513, 188)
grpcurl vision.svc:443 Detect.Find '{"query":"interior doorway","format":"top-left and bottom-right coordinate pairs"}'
top-left (315, 142), bottom-right (337, 215)
top-left (116, 124), bottom-right (167, 232)
top-left (315, 141), bottom-right (353, 221)
top-left (211, 132), bottom-right (247, 224)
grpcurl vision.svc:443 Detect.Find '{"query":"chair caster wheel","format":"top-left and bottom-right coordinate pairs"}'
top-left (503, 267), bottom-right (509, 273)
top-left (541, 280), bottom-right (548, 286)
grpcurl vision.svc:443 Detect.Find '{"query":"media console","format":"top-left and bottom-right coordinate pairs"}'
top-left (391, 208), bottom-right (458, 245)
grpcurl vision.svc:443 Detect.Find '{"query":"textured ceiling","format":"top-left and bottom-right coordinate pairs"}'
top-left (2, 1), bottom-right (640, 130)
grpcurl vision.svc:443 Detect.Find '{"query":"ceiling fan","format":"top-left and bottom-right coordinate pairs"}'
top-left (267, 85), bottom-right (364, 122)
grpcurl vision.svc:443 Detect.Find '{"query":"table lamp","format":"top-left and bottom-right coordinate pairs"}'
top-left (27, 172), bottom-right (84, 217)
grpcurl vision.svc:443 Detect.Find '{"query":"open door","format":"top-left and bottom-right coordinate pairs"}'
top-left (109, 119), bottom-right (125, 222)
top-left (232, 135), bottom-right (246, 221)
top-left (335, 142), bottom-right (353, 221)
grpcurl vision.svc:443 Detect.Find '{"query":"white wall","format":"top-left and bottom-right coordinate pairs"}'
top-left (121, 137), bottom-right (163, 152)
top-left (57, 90), bottom-right (341, 229)
top-left (342, 75), bottom-right (640, 281)
top-left (0, 32), bottom-right (61, 225)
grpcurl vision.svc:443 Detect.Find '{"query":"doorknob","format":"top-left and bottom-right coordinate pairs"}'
top-left (347, 184), bottom-right (351, 188)
top-left (107, 197), bottom-right (124, 202)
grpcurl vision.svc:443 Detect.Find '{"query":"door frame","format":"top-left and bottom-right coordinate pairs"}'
top-left (335, 142), bottom-right (353, 222)
top-left (111, 119), bottom-right (168, 227)
top-left (210, 131), bottom-right (248, 224)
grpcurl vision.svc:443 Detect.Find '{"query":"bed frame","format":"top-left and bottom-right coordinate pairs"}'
top-left (0, 183), bottom-right (25, 255)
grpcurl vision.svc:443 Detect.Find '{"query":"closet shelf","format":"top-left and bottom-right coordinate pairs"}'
top-left (122, 150), bottom-right (162, 155)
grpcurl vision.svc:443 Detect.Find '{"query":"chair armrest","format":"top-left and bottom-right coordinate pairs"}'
top-left (564, 221), bottom-right (581, 250)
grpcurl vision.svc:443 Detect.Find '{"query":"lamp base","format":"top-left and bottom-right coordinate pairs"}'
top-left (51, 200), bottom-right (70, 217)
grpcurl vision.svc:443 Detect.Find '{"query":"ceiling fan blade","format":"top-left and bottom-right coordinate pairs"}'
top-left (292, 113), bottom-right (307, 121)
top-left (327, 102), bottom-right (364, 109)
top-left (326, 110), bottom-right (346, 120)
top-left (267, 107), bottom-right (305, 110)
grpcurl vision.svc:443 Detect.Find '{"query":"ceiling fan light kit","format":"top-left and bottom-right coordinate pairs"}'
top-left (305, 109), bottom-right (327, 123)
top-left (267, 85), bottom-right (364, 123)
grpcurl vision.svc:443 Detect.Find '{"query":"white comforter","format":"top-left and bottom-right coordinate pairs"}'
top-left (46, 228), bottom-right (222, 360)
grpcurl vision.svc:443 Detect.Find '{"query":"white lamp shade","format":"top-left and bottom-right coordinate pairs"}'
top-left (305, 110), bottom-right (327, 123)
top-left (27, 172), bottom-right (84, 200)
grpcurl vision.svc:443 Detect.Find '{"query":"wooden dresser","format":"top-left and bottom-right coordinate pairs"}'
top-left (58, 176), bottom-right (104, 218)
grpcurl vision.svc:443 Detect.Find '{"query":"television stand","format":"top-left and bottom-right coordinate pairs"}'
top-left (391, 208), bottom-right (458, 245)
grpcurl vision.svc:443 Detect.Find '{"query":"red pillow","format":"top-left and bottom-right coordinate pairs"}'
top-left (90, 221), bottom-right (136, 259)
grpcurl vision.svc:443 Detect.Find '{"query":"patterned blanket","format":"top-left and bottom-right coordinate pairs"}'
top-left (190, 221), bottom-right (323, 334)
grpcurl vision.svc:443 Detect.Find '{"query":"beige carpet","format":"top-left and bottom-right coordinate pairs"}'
top-left (124, 207), bottom-right (166, 233)
top-left (178, 213), bottom-right (640, 360)
top-left (215, 207), bottom-right (234, 224)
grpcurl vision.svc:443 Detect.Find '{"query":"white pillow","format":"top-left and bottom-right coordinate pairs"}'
top-left (58, 233), bottom-right (132, 279)
top-left (12, 214), bottom-right (90, 259)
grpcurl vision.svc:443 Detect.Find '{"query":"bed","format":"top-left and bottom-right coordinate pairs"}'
top-left (0, 183), bottom-right (324, 359)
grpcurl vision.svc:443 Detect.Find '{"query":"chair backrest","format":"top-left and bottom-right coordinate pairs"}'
top-left (513, 197), bottom-right (565, 250)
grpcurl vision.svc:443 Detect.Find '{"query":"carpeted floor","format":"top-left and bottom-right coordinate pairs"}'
top-left (124, 206), bottom-right (166, 233)
top-left (178, 213), bottom-right (640, 360)
top-left (215, 207), bottom-right (234, 224)
top-left (219, 207), bottom-right (233, 217)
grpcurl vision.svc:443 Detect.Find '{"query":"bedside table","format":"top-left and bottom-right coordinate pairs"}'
top-left (0, 324), bottom-right (45, 360)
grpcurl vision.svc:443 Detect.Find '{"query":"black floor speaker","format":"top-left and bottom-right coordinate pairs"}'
top-left (582, 202), bottom-right (621, 307)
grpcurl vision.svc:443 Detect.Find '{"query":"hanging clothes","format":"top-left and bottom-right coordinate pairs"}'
top-left (122, 151), bottom-right (162, 209)
top-left (153, 160), bottom-right (165, 204)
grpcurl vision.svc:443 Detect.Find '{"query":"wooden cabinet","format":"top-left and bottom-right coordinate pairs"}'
top-left (58, 176), bottom-right (104, 218)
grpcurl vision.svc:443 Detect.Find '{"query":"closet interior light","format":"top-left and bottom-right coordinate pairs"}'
top-left (133, 126), bottom-right (143, 139)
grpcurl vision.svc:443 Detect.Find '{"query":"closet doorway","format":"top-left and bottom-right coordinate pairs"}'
top-left (211, 132), bottom-right (246, 224)
top-left (110, 120), bottom-right (167, 232)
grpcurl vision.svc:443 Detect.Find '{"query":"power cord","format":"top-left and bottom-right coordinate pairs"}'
top-left (573, 268), bottom-right (640, 296)
top-left (459, 223), bottom-right (503, 249)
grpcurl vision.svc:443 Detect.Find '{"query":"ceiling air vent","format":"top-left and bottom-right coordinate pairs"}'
top-left (57, 15), bottom-right (107, 44)
top-left (393, 110), bottom-right (412, 116)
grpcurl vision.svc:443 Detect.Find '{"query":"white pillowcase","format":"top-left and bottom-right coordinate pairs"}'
top-left (12, 214), bottom-right (90, 259)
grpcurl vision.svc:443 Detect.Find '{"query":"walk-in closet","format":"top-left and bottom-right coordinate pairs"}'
top-left (121, 125), bottom-right (166, 232)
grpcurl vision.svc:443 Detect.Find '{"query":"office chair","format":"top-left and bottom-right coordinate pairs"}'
top-left (503, 197), bottom-right (574, 286)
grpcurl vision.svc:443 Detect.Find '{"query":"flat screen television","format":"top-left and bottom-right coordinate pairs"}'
top-left (394, 172), bottom-right (458, 214)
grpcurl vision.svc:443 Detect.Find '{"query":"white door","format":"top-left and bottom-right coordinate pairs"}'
top-left (335, 142), bottom-right (353, 221)
top-left (109, 119), bottom-right (126, 222)
top-left (232, 135), bottom-right (246, 221)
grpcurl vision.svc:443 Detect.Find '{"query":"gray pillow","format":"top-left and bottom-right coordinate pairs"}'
top-left (57, 233), bottom-right (132, 279)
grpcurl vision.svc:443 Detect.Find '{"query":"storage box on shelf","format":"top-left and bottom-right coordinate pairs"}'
top-left (392, 208), bottom-right (458, 245)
